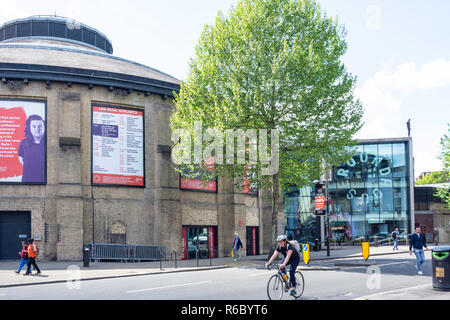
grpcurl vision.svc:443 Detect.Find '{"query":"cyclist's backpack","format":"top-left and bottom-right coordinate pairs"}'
top-left (289, 240), bottom-right (301, 253)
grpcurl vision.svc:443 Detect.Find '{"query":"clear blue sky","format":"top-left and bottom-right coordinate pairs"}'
top-left (2, 0), bottom-right (449, 178)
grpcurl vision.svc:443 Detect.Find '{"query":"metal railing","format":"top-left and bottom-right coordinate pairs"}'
top-left (87, 243), bottom-right (166, 263)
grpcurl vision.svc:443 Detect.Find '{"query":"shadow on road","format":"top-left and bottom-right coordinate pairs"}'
top-left (335, 257), bottom-right (433, 277)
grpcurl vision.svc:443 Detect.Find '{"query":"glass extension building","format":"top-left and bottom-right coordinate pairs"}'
top-left (285, 138), bottom-right (415, 245)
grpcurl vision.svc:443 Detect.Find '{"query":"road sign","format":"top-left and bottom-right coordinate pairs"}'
top-left (315, 195), bottom-right (326, 210)
top-left (302, 244), bottom-right (310, 265)
top-left (362, 242), bottom-right (370, 261)
top-left (314, 181), bottom-right (327, 215)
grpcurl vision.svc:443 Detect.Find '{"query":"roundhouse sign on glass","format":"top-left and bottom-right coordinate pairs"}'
top-left (284, 140), bottom-right (411, 244)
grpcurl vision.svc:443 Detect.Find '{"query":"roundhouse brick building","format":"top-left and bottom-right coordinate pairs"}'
top-left (0, 16), bottom-right (280, 261)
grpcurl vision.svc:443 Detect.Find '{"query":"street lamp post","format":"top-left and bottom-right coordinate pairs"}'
top-left (326, 180), bottom-right (330, 257)
top-left (314, 179), bottom-right (331, 256)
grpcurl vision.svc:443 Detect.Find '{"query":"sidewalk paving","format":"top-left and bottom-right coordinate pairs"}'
top-left (355, 284), bottom-right (450, 300)
top-left (0, 259), bottom-right (231, 288)
top-left (1, 243), bottom-right (448, 290)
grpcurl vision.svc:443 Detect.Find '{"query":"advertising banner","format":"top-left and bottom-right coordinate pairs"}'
top-left (243, 165), bottom-right (258, 195)
top-left (0, 100), bottom-right (46, 184)
top-left (180, 157), bottom-right (217, 192)
top-left (92, 105), bottom-right (144, 187)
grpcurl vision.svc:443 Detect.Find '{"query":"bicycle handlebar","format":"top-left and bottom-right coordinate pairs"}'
top-left (266, 263), bottom-right (283, 271)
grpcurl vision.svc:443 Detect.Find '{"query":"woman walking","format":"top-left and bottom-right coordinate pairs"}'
top-left (15, 241), bottom-right (29, 274)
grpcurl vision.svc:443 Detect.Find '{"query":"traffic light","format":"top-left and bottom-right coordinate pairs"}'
top-left (314, 181), bottom-right (326, 215)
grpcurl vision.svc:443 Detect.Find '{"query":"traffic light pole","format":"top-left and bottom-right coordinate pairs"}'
top-left (326, 180), bottom-right (330, 257)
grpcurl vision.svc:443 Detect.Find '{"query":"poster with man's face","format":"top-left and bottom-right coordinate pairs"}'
top-left (0, 100), bottom-right (47, 184)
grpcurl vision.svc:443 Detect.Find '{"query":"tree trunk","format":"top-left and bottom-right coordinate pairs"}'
top-left (266, 173), bottom-right (280, 260)
top-left (271, 172), bottom-right (280, 249)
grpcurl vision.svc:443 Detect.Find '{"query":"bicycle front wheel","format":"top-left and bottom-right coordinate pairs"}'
top-left (267, 274), bottom-right (284, 300)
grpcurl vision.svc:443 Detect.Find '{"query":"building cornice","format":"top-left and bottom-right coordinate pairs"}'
top-left (0, 62), bottom-right (180, 98)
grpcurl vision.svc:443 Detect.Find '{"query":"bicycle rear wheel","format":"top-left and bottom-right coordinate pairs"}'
top-left (292, 271), bottom-right (305, 299)
top-left (267, 274), bottom-right (284, 300)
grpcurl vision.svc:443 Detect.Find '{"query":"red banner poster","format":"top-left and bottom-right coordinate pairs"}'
top-left (243, 165), bottom-right (258, 195)
top-left (180, 178), bottom-right (217, 191)
top-left (0, 100), bottom-right (46, 184)
top-left (180, 156), bottom-right (217, 192)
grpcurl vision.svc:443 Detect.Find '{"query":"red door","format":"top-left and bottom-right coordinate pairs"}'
top-left (208, 227), bottom-right (216, 258)
top-left (181, 227), bottom-right (187, 260)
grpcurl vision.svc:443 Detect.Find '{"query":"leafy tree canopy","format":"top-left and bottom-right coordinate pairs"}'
top-left (170, 0), bottom-right (364, 193)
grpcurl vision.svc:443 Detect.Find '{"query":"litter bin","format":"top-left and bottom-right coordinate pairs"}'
top-left (432, 246), bottom-right (450, 290)
top-left (314, 239), bottom-right (320, 252)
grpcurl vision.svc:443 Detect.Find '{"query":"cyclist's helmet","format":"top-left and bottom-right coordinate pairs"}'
top-left (277, 235), bottom-right (288, 242)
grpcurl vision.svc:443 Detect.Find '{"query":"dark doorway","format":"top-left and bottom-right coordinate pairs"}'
top-left (0, 211), bottom-right (31, 260)
top-left (246, 227), bottom-right (259, 256)
top-left (182, 226), bottom-right (218, 260)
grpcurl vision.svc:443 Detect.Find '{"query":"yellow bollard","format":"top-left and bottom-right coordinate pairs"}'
top-left (362, 242), bottom-right (370, 261)
top-left (302, 244), bottom-right (310, 265)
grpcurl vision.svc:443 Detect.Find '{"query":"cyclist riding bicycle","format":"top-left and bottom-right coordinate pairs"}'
top-left (265, 235), bottom-right (300, 297)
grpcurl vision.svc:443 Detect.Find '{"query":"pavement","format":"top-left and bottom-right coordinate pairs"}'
top-left (1, 243), bottom-right (449, 300)
top-left (354, 283), bottom-right (450, 300)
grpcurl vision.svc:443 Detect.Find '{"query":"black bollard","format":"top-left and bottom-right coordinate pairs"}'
top-left (160, 250), bottom-right (165, 270)
top-left (83, 246), bottom-right (90, 268)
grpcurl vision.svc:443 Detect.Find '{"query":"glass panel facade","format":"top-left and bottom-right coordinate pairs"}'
top-left (284, 185), bottom-right (318, 244)
top-left (285, 140), bottom-right (411, 243)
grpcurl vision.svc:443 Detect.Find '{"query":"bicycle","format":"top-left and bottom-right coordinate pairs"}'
top-left (266, 263), bottom-right (304, 300)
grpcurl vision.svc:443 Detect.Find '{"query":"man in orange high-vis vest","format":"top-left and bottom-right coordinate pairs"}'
top-left (24, 239), bottom-right (41, 276)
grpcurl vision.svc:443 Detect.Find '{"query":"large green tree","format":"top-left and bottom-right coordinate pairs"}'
top-left (170, 0), bottom-right (364, 246)
top-left (435, 125), bottom-right (450, 208)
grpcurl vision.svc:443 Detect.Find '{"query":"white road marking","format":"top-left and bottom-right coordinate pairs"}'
top-left (249, 272), bottom-right (270, 277)
top-left (126, 281), bottom-right (213, 294)
top-left (354, 284), bottom-right (430, 300)
top-left (377, 261), bottom-right (411, 267)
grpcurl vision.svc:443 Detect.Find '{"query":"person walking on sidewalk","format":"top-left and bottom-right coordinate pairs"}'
top-left (409, 226), bottom-right (428, 275)
top-left (433, 228), bottom-right (439, 246)
top-left (15, 241), bottom-right (29, 274)
top-left (391, 227), bottom-right (400, 251)
top-left (24, 239), bottom-right (41, 276)
top-left (232, 233), bottom-right (243, 261)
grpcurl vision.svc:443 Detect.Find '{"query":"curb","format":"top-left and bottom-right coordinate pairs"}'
top-left (298, 266), bottom-right (340, 271)
top-left (239, 250), bottom-right (410, 263)
top-left (334, 262), bottom-right (377, 267)
top-left (0, 265), bottom-right (232, 289)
